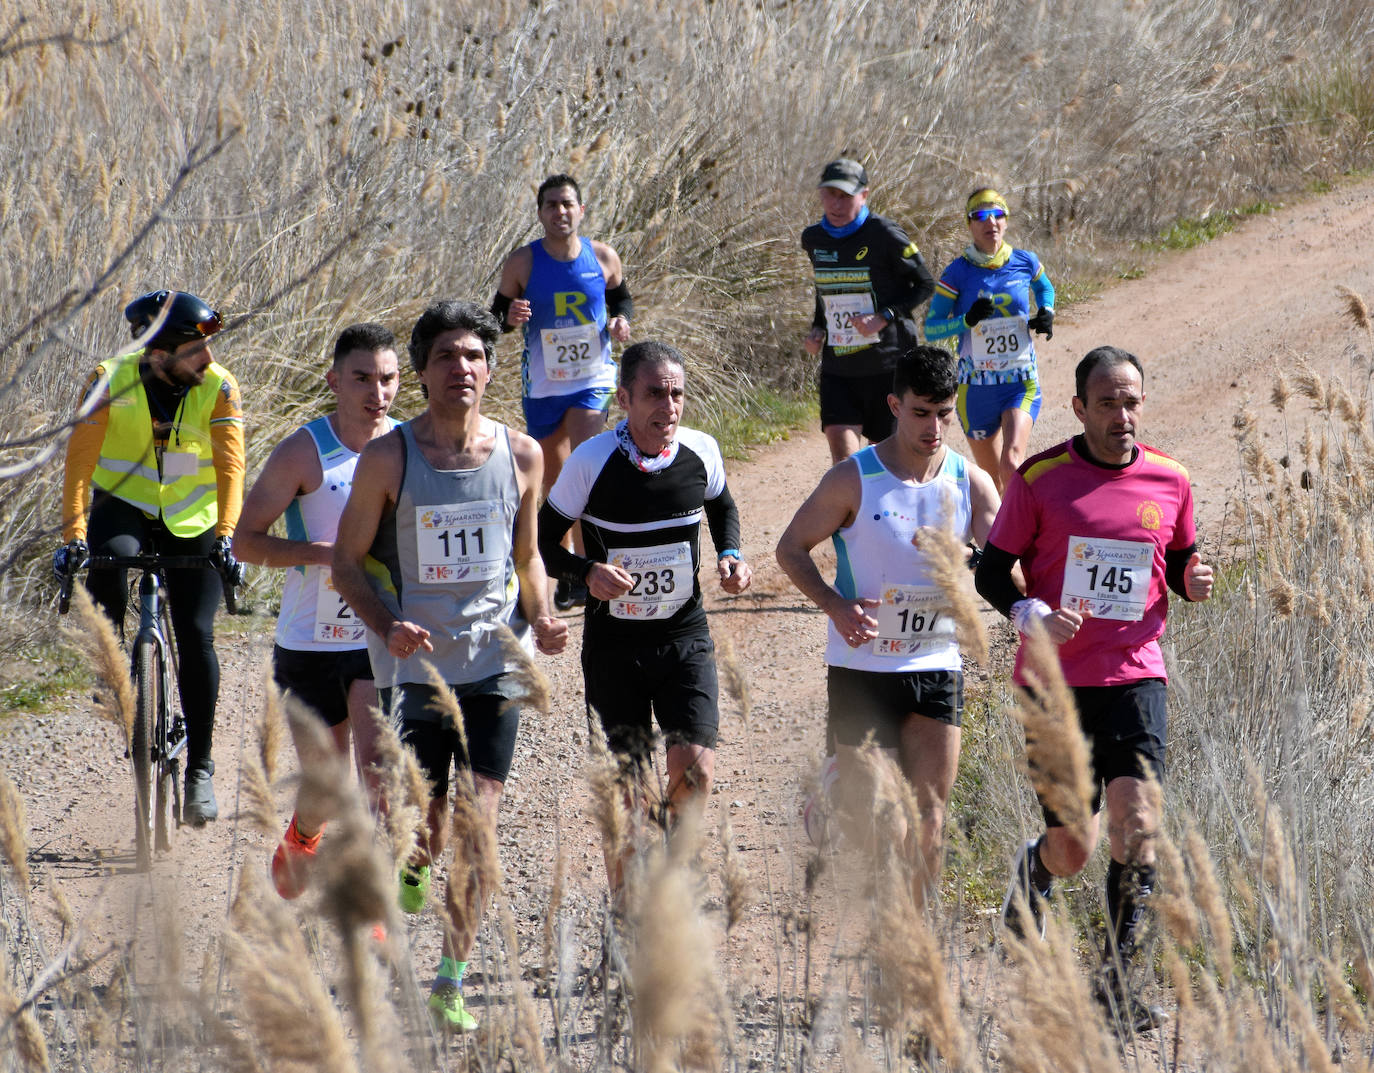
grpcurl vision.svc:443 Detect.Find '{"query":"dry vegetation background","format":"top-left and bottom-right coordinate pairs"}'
top-left (3, 0), bottom-right (1374, 1070)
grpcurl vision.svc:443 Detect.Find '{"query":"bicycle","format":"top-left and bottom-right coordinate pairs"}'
top-left (58, 553), bottom-right (239, 871)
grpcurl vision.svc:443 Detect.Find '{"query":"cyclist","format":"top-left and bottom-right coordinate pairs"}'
top-left (332, 301), bottom-right (567, 1032)
top-left (924, 188), bottom-right (1055, 492)
top-left (537, 341), bottom-right (753, 896)
top-left (492, 173), bottom-right (633, 609)
top-left (233, 323), bottom-right (400, 899)
top-left (56, 290), bottom-right (244, 826)
top-left (776, 345), bottom-right (999, 906)
top-left (801, 158), bottom-right (935, 465)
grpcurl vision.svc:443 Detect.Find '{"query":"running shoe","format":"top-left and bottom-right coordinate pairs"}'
top-left (565, 580), bottom-right (588, 608)
top-left (270, 814), bottom-right (323, 900)
top-left (398, 863), bottom-right (432, 914)
top-left (554, 577), bottom-right (574, 611)
top-left (428, 982), bottom-right (478, 1032)
top-left (1001, 838), bottom-right (1052, 940)
top-left (1095, 965), bottom-right (1168, 1035)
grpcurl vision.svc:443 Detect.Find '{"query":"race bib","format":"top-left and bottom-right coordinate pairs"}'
top-left (607, 542), bottom-right (692, 620)
top-left (415, 501), bottom-right (507, 584)
top-left (1061, 536), bottom-right (1153, 621)
top-left (541, 323), bottom-right (602, 382)
top-left (873, 583), bottom-right (957, 657)
top-left (162, 450), bottom-right (199, 479)
top-left (313, 568), bottom-right (366, 645)
top-left (822, 293), bottom-right (877, 349)
top-left (971, 315), bottom-right (1032, 373)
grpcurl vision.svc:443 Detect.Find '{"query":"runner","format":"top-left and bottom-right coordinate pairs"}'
top-left (801, 158), bottom-right (935, 465)
top-left (537, 341), bottom-right (753, 893)
top-left (331, 301), bottom-right (567, 1032)
top-left (232, 323), bottom-right (400, 899)
top-left (924, 188), bottom-right (1055, 491)
top-left (55, 290), bottom-right (244, 826)
top-left (776, 345), bottom-right (999, 904)
top-left (492, 172), bottom-right (633, 610)
top-left (973, 346), bottom-right (1213, 1033)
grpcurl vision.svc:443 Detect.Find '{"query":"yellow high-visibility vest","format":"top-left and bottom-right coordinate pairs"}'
top-left (91, 350), bottom-right (226, 537)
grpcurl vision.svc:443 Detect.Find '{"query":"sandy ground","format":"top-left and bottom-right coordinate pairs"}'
top-left (5, 176), bottom-right (1373, 1067)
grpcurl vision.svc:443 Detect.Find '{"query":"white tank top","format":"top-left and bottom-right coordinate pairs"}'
top-left (274, 415), bottom-right (394, 651)
top-left (826, 446), bottom-right (972, 673)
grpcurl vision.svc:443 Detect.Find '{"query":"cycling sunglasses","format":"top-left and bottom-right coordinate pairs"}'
top-left (968, 207), bottom-right (1008, 222)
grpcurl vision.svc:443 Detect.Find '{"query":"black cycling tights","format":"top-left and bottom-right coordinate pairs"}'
top-left (85, 494), bottom-right (221, 771)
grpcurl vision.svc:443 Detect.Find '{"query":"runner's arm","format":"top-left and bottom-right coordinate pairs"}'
top-left (1030, 266), bottom-right (1055, 313)
top-left (1165, 543), bottom-right (1199, 599)
top-left (967, 463), bottom-right (1002, 550)
top-left (535, 501), bottom-right (589, 583)
top-left (510, 434), bottom-right (567, 654)
top-left (493, 247), bottom-right (532, 331)
top-left (923, 278), bottom-right (967, 343)
top-left (330, 433), bottom-right (415, 643)
top-left (875, 221), bottom-right (935, 317)
top-left (703, 484), bottom-right (742, 565)
top-left (973, 542), bottom-right (1024, 618)
top-left (60, 370), bottom-right (109, 542)
top-left (233, 430), bottom-right (331, 567)
top-left (209, 374), bottom-right (246, 537)
top-left (775, 464), bottom-right (864, 619)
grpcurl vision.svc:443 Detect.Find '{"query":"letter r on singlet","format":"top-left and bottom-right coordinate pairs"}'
top-left (991, 293), bottom-right (1013, 316)
top-left (554, 291), bottom-right (591, 323)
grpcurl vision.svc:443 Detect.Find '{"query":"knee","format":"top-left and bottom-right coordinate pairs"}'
top-left (1043, 832), bottom-right (1093, 876)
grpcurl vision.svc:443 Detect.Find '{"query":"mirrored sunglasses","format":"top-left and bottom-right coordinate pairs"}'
top-left (968, 208), bottom-right (1007, 222)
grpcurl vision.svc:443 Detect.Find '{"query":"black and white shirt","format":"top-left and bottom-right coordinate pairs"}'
top-left (539, 425), bottom-right (741, 644)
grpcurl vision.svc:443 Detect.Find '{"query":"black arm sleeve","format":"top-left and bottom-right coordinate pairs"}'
top-left (703, 483), bottom-right (742, 559)
top-left (876, 219), bottom-right (936, 316)
top-left (490, 292), bottom-right (517, 334)
top-left (605, 281), bottom-right (633, 322)
top-left (1165, 543), bottom-right (1198, 599)
top-left (536, 501), bottom-right (592, 583)
top-left (974, 541), bottom-right (1023, 619)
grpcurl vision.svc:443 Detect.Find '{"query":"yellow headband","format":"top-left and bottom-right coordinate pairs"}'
top-left (966, 189), bottom-right (1009, 216)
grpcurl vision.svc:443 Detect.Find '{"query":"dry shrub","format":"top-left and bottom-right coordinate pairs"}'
top-left (0, 768), bottom-right (30, 897)
top-left (920, 520), bottom-right (989, 667)
top-left (59, 585), bottom-right (134, 747)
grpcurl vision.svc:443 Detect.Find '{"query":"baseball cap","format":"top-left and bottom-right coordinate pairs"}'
top-left (818, 158), bottom-right (868, 196)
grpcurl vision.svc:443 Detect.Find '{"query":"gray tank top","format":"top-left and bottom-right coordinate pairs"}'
top-left (366, 419), bottom-right (528, 689)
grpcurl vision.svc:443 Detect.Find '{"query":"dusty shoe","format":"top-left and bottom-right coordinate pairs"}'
top-left (1001, 839), bottom-right (1052, 941)
top-left (270, 815), bottom-right (323, 900)
top-left (428, 982), bottom-right (478, 1032)
top-left (184, 765), bottom-right (218, 827)
top-left (398, 863), bottom-right (432, 914)
top-left (1095, 966), bottom-right (1168, 1035)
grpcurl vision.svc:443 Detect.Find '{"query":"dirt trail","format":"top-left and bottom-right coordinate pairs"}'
top-left (6, 177), bottom-right (1374, 1060)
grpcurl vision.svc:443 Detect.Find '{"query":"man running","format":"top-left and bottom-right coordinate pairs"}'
top-left (55, 290), bottom-right (244, 826)
top-left (493, 173), bottom-right (633, 609)
top-left (332, 301), bottom-right (567, 1032)
top-left (776, 345), bottom-right (999, 903)
top-left (974, 346), bottom-right (1213, 1033)
top-left (537, 341), bottom-right (752, 892)
top-left (801, 158), bottom-right (935, 465)
top-left (233, 323), bottom-right (400, 899)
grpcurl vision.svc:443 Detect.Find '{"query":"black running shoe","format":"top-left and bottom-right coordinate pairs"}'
top-left (1095, 966), bottom-right (1168, 1035)
top-left (1001, 838), bottom-right (1052, 940)
top-left (554, 577), bottom-right (574, 611)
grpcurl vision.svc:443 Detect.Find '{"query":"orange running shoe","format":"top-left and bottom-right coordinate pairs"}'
top-left (270, 815), bottom-right (323, 900)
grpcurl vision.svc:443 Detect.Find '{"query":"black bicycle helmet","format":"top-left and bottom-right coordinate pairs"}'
top-left (124, 290), bottom-right (222, 350)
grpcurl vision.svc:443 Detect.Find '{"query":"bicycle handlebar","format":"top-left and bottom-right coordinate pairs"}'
top-left (58, 553), bottom-right (240, 616)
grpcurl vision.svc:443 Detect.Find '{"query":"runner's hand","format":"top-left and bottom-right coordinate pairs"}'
top-left (52, 539), bottom-right (89, 583)
top-left (1028, 308), bottom-right (1054, 339)
top-left (1184, 552), bottom-right (1213, 601)
top-left (532, 614), bottom-right (569, 655)
top-left (963, 297), bottom-right (995, 327)
top-left (803, 328), bottom-right (825, 356)
top-left (586, 561), bottom-right (634, 601)
top-left (506, 298), bottom-right (531, 327)
top-left (607, 315), bottom-right (631, 343)
top-left (717, 556), bottom-right (752, 595)
top-left (827, 596), bottom-right (879, 648)
top-left (387, 620), bottom-right (433, 659)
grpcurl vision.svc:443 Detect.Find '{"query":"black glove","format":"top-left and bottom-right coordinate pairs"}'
top-left (210, 535), bottom-right (246, 587)
top-left (1028, 308), bottom-right (1054, 339)
top-left (963, 297), bottom-right (995, 328)
top-left (52, 539), bottom-right (89, 583)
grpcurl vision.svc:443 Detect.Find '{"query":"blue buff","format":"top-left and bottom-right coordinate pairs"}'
top-left (819, 205), bottom-right (870, 239)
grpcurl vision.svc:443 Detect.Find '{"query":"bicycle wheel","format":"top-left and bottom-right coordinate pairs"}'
top-left (154, 616), bottom-right (180, 852)
top-left (132, 637), bottom-right (159, 871)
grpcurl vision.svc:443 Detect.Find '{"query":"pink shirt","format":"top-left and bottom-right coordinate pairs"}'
top-left (988, 437), bottom-right (1197, 687)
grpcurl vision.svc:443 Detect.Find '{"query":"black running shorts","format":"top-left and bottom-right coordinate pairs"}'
top-left (272, 644), bottom-right (374, 728)
top-left (826, 666), bottom-right (964, 751)
top-left (380, 673), bottom-right (523, 791)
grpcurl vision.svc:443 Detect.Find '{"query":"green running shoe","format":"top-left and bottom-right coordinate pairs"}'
top-left (398, 864), bottom-right (431, 914)
top-left (428, 982), bottom-right (478, 1032)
